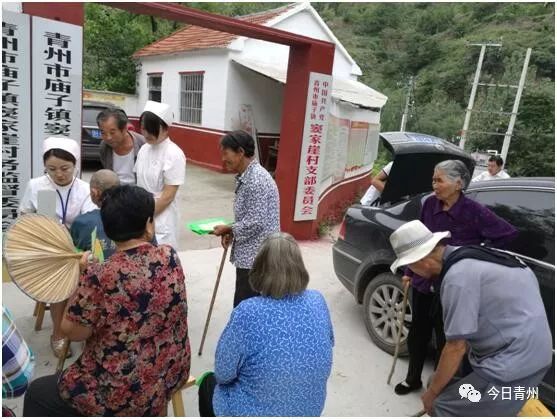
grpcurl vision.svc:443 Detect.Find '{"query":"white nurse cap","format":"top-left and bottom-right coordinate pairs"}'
top-left (143, 100), bottom-right (174, 126)
top-left (43, 137), bottom-right (80, 161)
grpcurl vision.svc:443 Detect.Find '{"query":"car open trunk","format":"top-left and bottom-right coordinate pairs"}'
top-left (379, 132), bottom-right (475, 205)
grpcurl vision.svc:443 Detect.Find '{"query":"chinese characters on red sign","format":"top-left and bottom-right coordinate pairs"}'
top-left (295, 73), bottom-right (332, 221)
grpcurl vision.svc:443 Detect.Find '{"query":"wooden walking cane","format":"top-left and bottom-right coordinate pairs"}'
top-left (198, 244), bottom-right (229, 356)
top-left (56, 339), bottom-right (71, 373)
top-left (387, 281), bottom-right (410, 385)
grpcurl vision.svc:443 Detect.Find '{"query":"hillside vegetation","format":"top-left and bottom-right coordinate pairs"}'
top-left (84, 2), bottom-right (555, 176)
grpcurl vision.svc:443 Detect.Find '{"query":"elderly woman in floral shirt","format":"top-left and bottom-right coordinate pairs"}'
top-left (23, 185), bottom-right (191, 416)
top-left (213, 130), bottom-right (280, 307)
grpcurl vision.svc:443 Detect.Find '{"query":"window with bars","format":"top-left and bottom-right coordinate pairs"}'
top-left (148, 74), bottom-right (162, 102)
top-left (180, 72), bottom-right (203, 124)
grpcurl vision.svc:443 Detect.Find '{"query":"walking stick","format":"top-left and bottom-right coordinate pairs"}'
top-left (198, 245), bottom-right (229, 356)
top-left (56, 339), bottom-right (71, 373)
top-left (387, 281), bottom-right (410, 385)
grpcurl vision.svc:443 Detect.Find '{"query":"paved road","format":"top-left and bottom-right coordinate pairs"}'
top-left (4, 163), bottom-right (431, 416)
top-left (82, 160), bottom-right (236, 251)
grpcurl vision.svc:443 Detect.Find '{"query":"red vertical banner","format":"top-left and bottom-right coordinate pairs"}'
top-left (294, 72), bottom-right (332, 221)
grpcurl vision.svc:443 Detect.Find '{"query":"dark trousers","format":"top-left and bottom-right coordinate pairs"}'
top-left (233, 268), bottom-right (259, 308)
top-left (198, 373), bottom-right (217, 417)
top-left (405, 288), bottom-right (446, 385)
top-left (23, 374), bottom-right (81, 417)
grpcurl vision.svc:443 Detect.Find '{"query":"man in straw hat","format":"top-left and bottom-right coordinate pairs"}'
top-left (70, 169), bottom-right (120, 258)
top-left (389, 220), bottom-right (551, 416)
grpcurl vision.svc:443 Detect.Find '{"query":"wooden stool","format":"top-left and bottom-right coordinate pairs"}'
top-left (170, 376), bottom-right (197, 416)
top-left (33, 302), bottom-right (49, 331)
top-left (2, 258), bottom-right (11, 283)
top-left (413, 398), bottom-right (552, 417)
top-left (518, 398), bottom-right (553, 417)
top-left (5, 259), bottom-right (48, 331)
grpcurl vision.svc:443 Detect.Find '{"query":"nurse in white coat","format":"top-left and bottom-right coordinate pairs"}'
top-left (19, 137), bottom-right (96, 358)
top-left (135, 101), bottom-right (186, 249)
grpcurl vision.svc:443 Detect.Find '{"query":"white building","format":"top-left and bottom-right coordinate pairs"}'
top-left (131, 2), bottom-right (388, 182)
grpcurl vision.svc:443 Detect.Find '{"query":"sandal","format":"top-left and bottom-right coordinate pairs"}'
top-left (394, 380), bottom-right (423, 395)
top-left (50, 336), bottom-right (72, 359)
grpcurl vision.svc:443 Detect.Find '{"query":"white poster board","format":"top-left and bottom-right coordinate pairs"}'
top-left (31, 16), bottom-right (82, 177)
top-left (2, 11), bottom-right (32, 231)
top-left (294, 72), bottom-right (333, 221)
top-left (239, 104), bottom-right (261, 162)
top-left (319, 99), bottom-right (379, 195)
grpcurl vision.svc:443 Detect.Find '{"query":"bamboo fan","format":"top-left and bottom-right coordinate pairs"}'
top-left (3, 214), bottom-right (83, 303)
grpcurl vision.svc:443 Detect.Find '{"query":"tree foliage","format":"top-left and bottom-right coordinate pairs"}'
top-left (315, 2), bottom-right (554, 176)
top-left (84, 2), bottom-right (554, 176)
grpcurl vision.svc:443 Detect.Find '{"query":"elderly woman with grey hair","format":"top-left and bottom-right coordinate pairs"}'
top-left (394, 159), bottom-right (518, 396)
top-left (197, 232), bottom-right (334, 417)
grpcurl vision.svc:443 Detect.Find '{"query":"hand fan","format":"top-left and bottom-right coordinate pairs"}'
top-left (3, 214), bottom-right (83, 303)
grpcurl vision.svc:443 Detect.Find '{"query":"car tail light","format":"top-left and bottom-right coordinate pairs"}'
top-left (338, 216), bottom-right (347, 241)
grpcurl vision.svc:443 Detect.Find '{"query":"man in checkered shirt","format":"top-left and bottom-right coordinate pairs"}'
top-left (2, 306), bottom-right (35, 415)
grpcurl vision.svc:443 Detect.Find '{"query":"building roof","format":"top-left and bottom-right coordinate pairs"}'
top-left (133, 4), bottom-right (299, 58)
top-left (231, 57), bottom-right (388, 109)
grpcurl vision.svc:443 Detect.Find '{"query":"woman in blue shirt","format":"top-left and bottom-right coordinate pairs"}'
top-left (198, 232), bottom-right (334, 416)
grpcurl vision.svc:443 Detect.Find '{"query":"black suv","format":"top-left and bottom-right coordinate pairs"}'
top-left (332, 132), bottom-right (555, 409)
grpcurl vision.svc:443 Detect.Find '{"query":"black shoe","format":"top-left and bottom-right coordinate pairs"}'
top-left (394, 380), bottom-right (423, 395)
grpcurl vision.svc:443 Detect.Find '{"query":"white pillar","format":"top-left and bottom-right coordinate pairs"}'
top-left (500, 48), bottom-right (531, 165)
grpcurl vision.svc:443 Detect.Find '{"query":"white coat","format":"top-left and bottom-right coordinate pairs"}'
top-left (19, 175), bottom-right (96, 228)
top-left (135, 137), bottom-right (186, 249)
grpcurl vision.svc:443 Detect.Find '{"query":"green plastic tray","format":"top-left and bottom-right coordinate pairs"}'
top-left (187, 217), bottom-right (232, 235)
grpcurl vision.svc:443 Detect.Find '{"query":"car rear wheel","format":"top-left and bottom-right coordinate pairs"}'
top-left (363, 272), bottom-right (412, 356)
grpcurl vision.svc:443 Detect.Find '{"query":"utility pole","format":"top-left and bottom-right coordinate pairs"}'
top-left (459, 42), bottom-right (502, 149)
top-left (500, 48), bottom-right (531, 164)
top-left (400, 76), bottom-right (414, 132)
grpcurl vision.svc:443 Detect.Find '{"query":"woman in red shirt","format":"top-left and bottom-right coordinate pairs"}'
top-left (23, 185), bottom-right (191, 416)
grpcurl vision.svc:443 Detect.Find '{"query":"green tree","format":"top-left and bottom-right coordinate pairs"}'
top-left (84, 4), bottom-right (176, 93)
top-left (83, 2), bottom-right (554, 176)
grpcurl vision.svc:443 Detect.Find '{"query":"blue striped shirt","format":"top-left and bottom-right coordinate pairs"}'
top-left (2, 307), bottom-right (34, 398)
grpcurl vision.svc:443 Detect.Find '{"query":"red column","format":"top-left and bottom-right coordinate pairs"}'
top-left (22, 2), bottom-right (84, 26)
top-left (275, 43), bottom-right (335, 240)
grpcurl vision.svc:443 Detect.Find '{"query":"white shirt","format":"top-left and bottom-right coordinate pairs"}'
top-left (19, 175), bottom-right (96, 228)
top-left (472, 170), bottom-right (510, 182)
top-left (134, 137), bottom-right (186, 248)
top-left (360, 161), bottom-right (393, 206)
top-left (112, 149), bottom-right (136, 185)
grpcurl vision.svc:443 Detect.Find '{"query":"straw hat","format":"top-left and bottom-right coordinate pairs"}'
top-left (143, 100), bottom-right (174, 126)
top-left (3, 214), bottom-right (83, 303)
top-left (389, 220), bottom-right (450, 273)
top-left (43, 137), bottom-right (80, 161)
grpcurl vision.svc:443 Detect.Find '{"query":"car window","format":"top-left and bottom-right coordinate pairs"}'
top-left (474, 189), bottom-right (555, 264)
top-left (83, 107), bottom-right (106, 126)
